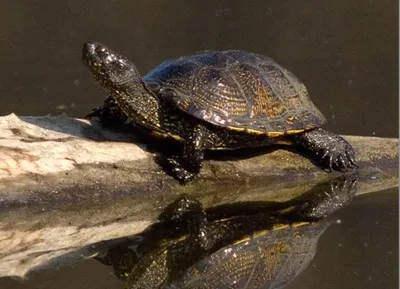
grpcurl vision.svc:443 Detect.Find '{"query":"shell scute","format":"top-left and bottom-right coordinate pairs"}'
top-left (144, 50), bottom-right (326, 135)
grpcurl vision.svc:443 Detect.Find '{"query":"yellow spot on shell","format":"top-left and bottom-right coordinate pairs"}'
top-left (285, 129), bottom-right (305, 135)
top-left (265, 131), bottom-right (285, 137)
top-left (272, 223), bottom-right (290, 230)
top-left (292, 222), bottom-right (311, 228)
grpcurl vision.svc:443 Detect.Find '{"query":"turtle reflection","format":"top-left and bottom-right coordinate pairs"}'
top-left (95, 175), bottom-right (357, 289)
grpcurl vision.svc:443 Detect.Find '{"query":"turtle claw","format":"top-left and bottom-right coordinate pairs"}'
top-left (84, 105), bottom-right (117, 126)
top-left (320, 145), bottom-right (356, 171)
top-left (336, 156), bottom-right (347, 171)
top-left (347, 151), bottom-right (358, 168)
top-left (85, 96), bottom-right (128, 126)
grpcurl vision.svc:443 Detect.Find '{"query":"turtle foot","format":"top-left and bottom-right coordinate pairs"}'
top-left (165, 157), bottom-right (197, 184)
top-left (85, 96), bottom-right (128, 126)
top-left (295, 128), bottom-right (357, 171)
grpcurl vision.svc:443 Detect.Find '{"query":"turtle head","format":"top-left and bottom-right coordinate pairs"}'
top-left (82, 41), bottom-right (161, 129)
top-left (82, 41), bottom-right (143, 92)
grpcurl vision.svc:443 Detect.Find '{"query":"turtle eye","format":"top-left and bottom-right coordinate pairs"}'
top-left (97, 51), bottom-right (116, 65)
top-left (95, 46), bottom-right (108, 55)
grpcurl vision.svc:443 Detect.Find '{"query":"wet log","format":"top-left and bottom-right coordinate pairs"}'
top-left (0, 113), bottom-right (398, 277)
top-left (0, 113), bottom-right (397, 201)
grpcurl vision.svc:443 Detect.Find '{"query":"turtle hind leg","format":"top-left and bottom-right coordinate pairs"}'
top-left (164, 124), bottom-right (206, 184)
top-left (293, 128), bottom-right (357, 171)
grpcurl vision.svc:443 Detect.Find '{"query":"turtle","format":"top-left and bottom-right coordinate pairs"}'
top-left (93, 176), bottom-right (357, 288)
top-left (82, 42), bottom-right (357, 183)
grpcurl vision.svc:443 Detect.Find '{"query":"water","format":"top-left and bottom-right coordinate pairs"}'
top-left (0, 1), bottom-right (397, 139)
top-left (0, 190), bottom-right (397, 289)
top-left (0, 0), bottom-right (397, 288)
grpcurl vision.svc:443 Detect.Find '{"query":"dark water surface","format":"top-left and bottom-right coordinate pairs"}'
top-left (0, 190), bottom-right (397, 289)
top-left (0, 0), bottom-right (397, 139)
top-left (0, 0), bottom-right (397, 288)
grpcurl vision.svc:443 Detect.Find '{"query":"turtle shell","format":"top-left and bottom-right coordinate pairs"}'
top-left (144, 50), bottom-right (326, 136)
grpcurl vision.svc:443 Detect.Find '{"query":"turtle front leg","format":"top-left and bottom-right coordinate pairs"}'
top-left (166, 125), bottom-right (206, 184)
top-left (293, 128), bottom-right (357, 171)
top-left (85, 96), bottom-right (128, 125)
